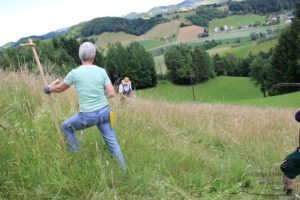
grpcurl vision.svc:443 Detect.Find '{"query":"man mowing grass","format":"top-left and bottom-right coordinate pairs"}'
top-left (280, 110), bottom-right (300, 195)
top-left (43, 42), bottom-right (126, 171)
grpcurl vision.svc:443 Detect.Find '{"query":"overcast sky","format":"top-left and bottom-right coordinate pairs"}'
top-left (0, 0), bottom-right (183, 46)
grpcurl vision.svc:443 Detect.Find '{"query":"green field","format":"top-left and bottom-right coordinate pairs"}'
top-left (231, 91), bottom-right (300, 107)
top-left (94, 20), bottom-right (180, 50)
top-left (138, 76), bottom-right (262, 103)
top-left (139, 40), bottom-right (166, 50)
top-left (142, 19), bottom-right (181, 40)
top-left (138, 76), bottom-right (300, 108)
top-left (95, 32), bottom-right (140, 49)
top-left (208, 39), bottom-right (278, 57)
top-left (165, 10), bottom-right (196, 20)
top-left (217, 42), bottom-right (253, 57)
top-left (209, 15), bottom-right (266, 33)
top-left (153, 55), bottom-right (167, 75)
top-left (250, 39), bottom-right (278, 54)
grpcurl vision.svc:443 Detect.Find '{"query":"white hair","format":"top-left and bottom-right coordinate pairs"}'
top-left (79, 42), bottom-right (96, 61)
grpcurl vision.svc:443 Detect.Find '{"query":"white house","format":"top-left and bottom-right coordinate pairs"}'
top-left (223, 25), bottom-right (229, 31)
top-left (214, 27), bottom-right (219, 32)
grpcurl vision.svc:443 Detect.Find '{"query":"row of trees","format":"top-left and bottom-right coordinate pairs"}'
top-left (105, 42), bottom-right (157, 88)
top-left (0, 38), bottom-right (156, 89)
top-left (81, 16), bottom-right (166, 37)
top-left (164, 45), bottom-right (214, 84)
top-left (228, 0), bottom-right (299, 14)
top-left (0, 37), bottom-right (87, 74)
top-left (187, 7), bottom-right (228, 28)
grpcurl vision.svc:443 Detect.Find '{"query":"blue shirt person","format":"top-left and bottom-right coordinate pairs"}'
top-left (44, 42), bottom-right (126, 171)
top-left (118, 77), bottom-right (134, 100)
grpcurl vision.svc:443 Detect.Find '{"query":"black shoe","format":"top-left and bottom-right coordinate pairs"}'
top-left (286, 189), bottom-right (293, 196)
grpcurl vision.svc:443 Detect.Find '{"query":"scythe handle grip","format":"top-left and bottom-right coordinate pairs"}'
top-left (19, 43), bottom-right (36, 47)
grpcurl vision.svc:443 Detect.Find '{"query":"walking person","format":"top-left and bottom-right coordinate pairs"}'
top-left (43, 42), bottom-right (126, 171)
top-left (119, 77), bottom-right (134, 100)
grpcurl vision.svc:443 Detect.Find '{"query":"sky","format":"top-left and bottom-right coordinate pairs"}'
top-left (0, 0), bottom-right (183, 46)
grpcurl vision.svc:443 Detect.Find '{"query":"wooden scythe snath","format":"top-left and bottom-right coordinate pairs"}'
top-left (271, 83), bottom-right (300, 89)
top-left (20, 39), bottom-right (63, 143)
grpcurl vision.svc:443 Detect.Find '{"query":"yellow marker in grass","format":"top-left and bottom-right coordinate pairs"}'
top-left (109, 111), bottom-right (115, 129)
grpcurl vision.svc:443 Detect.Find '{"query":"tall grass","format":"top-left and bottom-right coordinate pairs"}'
top-left (0, 71), bottom-right (298, 199)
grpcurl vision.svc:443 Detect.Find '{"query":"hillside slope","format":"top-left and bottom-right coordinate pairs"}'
top-left (95, 32), bottom-right (140, 49)
top-left (125, 0), bottom-right (240, 18)
top-left (94, 19), bottom-right (182, 49)
top-left (0, 71), bottom-right (296, 199)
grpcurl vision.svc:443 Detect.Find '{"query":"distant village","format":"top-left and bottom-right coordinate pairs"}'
top-left (159, 11), bottom-right (295, 42)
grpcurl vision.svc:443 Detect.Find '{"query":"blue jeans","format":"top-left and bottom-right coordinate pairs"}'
top-left (61, 105), bottom-right (126, 170)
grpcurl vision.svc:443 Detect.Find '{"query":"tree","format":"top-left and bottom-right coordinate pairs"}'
top-left (165, 45), bottom-right (214, 84)
top-left (236, 53), bottom-right (255, 77)
top-left (105, 42), bottom-right (129, 84)
top-left (188, 16), bottom-right (209, 27)
top-left (268, 4), bottom-right (300, 95)
top-left (165, 45), bottom-right (193, 84)
top-left (221, 53), bottom-right (239, 76)
top-left (105, 42), bottom-right (157, 88)
top-left (127, 42), bottom-right (157, 88)
top-left (192, 47), bottom-right (214, 82)
top-left (213, 54), bottom-right (227, 76)
top-left (249, 57), bottom-right (269, 97)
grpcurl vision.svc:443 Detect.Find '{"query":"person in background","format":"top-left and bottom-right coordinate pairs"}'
top-left (119, 77), bottom-right (134, 100)
top-left (280, 110), bottom-right (300, 195)
top-left (43, 42), bottom-right (126, 171)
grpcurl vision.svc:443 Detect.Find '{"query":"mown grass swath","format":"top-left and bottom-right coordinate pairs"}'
top-left (1, 70), bottom-right (298, 199)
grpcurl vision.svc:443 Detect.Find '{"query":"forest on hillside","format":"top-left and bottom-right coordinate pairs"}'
top-left (228, 0), bottom-right (299, 14)
top-left (81, 15), bottom-right (167, 37)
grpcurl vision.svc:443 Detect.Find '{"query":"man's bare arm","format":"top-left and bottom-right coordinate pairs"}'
top-left (105, 83), bottom-right (115, 98)
top-left (49, 81), bottom-right (70, 93)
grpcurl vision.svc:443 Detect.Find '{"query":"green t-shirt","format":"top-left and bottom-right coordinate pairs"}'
top-left (64, 65), bottom-right (111, 112)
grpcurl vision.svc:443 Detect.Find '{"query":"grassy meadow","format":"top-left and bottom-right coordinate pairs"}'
top-left (138, 76), bottom-right (262, 103)
top-left (138, 40), bottom-right (166, 50)
top-left (94, 20), bottom-right (181, 50)
top-left (153, 55), bottom-right (167, 75)
top-left (2, 72), bottom-right (299, 199)
top-left (95, 32), bottom-right (140, 49)
top-left (142, 19), bottom-right (181, 41)
top-left (250, 39), bottom-right (278, 55)
top-left (207, 39), bottom-right (278, 57)
top-left (216, 42), bottom-right (253, 57)
top-left (209, 15), bottom-right (266, 33)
